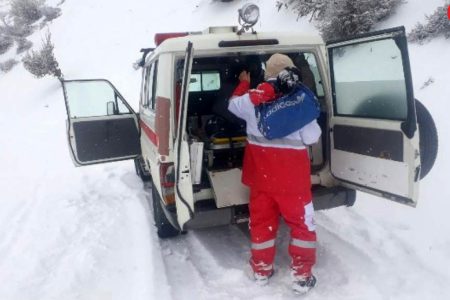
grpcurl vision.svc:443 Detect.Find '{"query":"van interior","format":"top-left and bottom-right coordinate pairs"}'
top-left (176, 52), bottom-right (328, 216)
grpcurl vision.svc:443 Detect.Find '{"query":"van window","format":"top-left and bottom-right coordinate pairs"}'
top-left (65, 81), bottom-right (132, 118)
top-left (150, 61), bottom-right (158, 110)
top-left (189, 71), bottom-right (221, 92)
top-left (303, 53), bottom-right (324, 97)
top-left (331, 39), bottom-right (408, 120)
top-left (141, 67), bottom-right (151, 108)
top-left (143, 60), bottom-right (158, 110)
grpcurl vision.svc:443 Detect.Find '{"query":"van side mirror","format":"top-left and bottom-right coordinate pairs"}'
top-left (107, 101), bottom-right (117, 115)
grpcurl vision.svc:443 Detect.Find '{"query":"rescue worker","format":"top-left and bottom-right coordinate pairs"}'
top-left (228, 53), bottom-right (321, 294)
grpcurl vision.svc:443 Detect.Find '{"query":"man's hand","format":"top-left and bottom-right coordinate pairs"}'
top-left (239, 70), bottom-right (251, 83)
top-left (232, 71), bottom-right (251, 97)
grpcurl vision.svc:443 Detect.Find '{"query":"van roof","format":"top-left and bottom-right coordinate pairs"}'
top-left (151, 29), bottom-right (324, 56)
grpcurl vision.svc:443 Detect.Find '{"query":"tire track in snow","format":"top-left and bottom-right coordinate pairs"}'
top-left (3, 173), bottom-right (126, 299)
top-left (159, 207), bottom-right (450, 300)
top-left (0, 178), bottom-right (49, 270)
top-left (0, 166), bottom-right (159, 300)
top-left (160, 222), bottom-right (344, 299)
top-left (160, 224), bottom-right (266, 300)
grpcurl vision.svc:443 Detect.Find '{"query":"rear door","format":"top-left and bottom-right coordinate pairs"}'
top-left (327, 27), bottom-right (420, 206)
top-left (61, 79), bottom-right (140, 166)
top-left (174, 42), bottom-right (196, 228)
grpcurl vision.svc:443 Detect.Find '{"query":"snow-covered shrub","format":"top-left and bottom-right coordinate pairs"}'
top-left (276, 0), bottom-right (327, 21)
top-left (0, 58), bottom-right (18, 72)
top-left (41, 5), bottom-right (61, 23)
top-left (22, 32), bottom-right (62, 78)
top-left (409, 5), bottom-right (450, 44)
top-left (9, 0), bottom-right (45, 25)
top-left (1, 19), bottom-right (34, 38)
top-left (277, 0), bottom-right (404, 41)
top-left (16, 37), bottom-right (32, 53)
top-left (0, 34), bottom-right (14, 54)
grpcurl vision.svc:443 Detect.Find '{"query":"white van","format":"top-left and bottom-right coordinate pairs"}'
top-left (61, 16), bottom-right (438, 238)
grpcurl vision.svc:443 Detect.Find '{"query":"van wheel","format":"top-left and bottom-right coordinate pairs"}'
top-left (151, 183), bottom-right (180, 239)
top-left (415, 99), bottom-right (438, 180)
top-left (346, 189), bottom-right (356, 207)
top-left (134, 157), bottom-right (151, 182)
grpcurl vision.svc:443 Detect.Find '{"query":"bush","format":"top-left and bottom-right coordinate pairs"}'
top-left (278, 0), bottom-right (404, 41)
top-left (22, 32), bottom-right (62, 78)
top-left (10, 0), bottom-right (45, 26)
top-left (0, 58), bottom-right (18, 72)
top-left (1, 20), bottom-right (34, 38)
top-left (277, 0), bottom-right (328, 21)
top-left (16, 37), bottom-right (32, 53)
top-left (41, 5), bottom-right (61, 23)
top-left (0, 34), bottom-right (14, 54)
top-left (409, 5), bottom-right (450, 44)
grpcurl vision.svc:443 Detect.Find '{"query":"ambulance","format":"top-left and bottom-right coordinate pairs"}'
top-left (61, 4), bottom-right (438, 238)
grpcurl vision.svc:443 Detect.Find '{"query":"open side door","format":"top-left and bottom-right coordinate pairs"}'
top-left (174, 42), bottom-right (196, 228)
top-left (327, 27), bottom-right (420, 206)
top-left (61, 79), bottom-right (140, 166)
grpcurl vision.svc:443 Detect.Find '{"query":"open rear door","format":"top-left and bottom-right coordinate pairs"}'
top-left (174, 42), bottom-right (196, 228)
top-left (327, 27), bottom-right (420, 206)
top-left (61, 79), bottom-right (140, 166)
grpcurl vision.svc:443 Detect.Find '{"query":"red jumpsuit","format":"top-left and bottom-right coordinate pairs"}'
top-left (228, 80), bottom-right (321, 278)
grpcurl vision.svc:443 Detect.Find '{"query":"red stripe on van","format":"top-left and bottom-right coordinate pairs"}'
top-left (140, 120), bottom-right (158, 146)
top-left (155, 97), bottom-right (170, 156)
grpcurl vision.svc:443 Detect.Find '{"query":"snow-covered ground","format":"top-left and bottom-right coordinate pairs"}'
top-left (0, 0), bottom-right (449, 299)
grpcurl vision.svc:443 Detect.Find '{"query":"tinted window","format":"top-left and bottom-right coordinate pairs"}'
top-left (145, 61), bottom-right (158, 110)
top-left (331, 38), bottom-right (407, 120)
top-left (65, 81), bottom-right (131, 118)
top-left (189, 71), bottom-right (221, 92)
top-left (189, 74), bottom-right (202, 92)
top-left (202, 72), bottom-right (221, 91)
top-left (141, 67), bottom-right (151, 107)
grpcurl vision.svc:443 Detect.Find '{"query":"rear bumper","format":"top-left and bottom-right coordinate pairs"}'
top-left (179, 186), bottom-right (356, 230)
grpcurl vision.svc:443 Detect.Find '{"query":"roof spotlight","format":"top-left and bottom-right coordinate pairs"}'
top-left (238, 3), bottom-right (260, 34)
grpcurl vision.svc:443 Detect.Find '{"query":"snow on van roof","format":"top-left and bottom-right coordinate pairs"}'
top-left (152, 29), bottom-right (324, 54)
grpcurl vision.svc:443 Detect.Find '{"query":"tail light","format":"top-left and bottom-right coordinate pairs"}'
top-left (160, 163), bottom-right (175, 187)
top-left (159, 163), bottom-right (175, 205)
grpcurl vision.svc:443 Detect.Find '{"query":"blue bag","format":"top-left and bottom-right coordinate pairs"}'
top-left (255, 83), bottom-right (320, 140)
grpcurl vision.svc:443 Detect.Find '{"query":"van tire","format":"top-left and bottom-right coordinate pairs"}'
top-left (134, 157), bottom-right (151, 182)
top-left (151, 183), bottom-right (179, 239)
top-left (415, 99), bottom-right (438, 180)
top-left (346, 189), bottom-right (356, 207)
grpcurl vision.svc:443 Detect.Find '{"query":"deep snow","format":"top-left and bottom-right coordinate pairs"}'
top-left (0, 0), bottom-right (449, 299)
